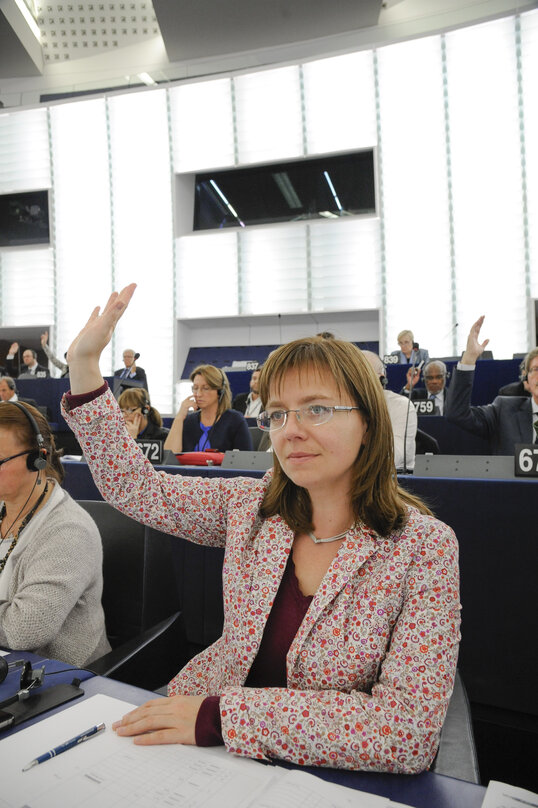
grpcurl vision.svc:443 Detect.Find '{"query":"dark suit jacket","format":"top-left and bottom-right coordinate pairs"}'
top-left (232, 392), bottom-right (248, 414)
top-left (114, 365), bottom-right (148, 392)
top-left (446, 368), bottom-right (534, 454)
top-left (6, 358), bottom-right (50, 378)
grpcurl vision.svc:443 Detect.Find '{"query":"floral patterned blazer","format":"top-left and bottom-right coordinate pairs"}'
top-left (63, 388), bottom-right (461, 774)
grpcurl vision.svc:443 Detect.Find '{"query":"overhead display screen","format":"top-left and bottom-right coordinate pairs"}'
top-left (193, 150), bottom-right (376, 231)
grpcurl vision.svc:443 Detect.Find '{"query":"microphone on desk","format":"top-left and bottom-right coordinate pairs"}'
top-left (134, 352), bottom-right (140, 361)
top-left (0, 659), bottom-right (45, 711)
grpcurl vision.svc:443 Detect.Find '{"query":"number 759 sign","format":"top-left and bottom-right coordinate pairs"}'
top-left (514, 444), bottom-right (538, 477)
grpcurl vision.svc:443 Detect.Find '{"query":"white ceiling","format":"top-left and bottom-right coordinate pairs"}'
top-left (0, 0), bottom-right (536, 106)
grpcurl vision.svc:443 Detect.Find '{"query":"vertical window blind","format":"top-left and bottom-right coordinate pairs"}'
top-left (446, 16), bottom-right (527, 357)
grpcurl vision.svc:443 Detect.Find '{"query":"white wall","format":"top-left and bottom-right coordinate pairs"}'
top-left (0, 9), bottom-right (537, 416)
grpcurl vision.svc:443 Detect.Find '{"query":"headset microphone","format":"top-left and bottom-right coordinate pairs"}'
top-left (1, 401), bottom-right (48, 477)
top-left (218, 369), bottom-right (226, 403)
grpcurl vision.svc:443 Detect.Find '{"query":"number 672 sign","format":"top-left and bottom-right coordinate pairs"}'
top-left (514, 444), bottom-right (538, 477)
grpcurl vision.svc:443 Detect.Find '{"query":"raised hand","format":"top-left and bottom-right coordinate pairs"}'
top-left (405, 365), bottom-right (421, 391)
top-left (462, 315), bottom-right (489, 365)
top-left (41, 330), bottom-right (49, 346)
top-left (9, 342), bottom-right (19, 355)
top-left (67, 283), bottom-right (137, 394)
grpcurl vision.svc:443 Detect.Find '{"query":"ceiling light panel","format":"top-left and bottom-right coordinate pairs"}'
top-left (36, 1), bottom-right (161, 63)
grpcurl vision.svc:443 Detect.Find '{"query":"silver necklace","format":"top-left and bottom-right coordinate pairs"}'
top-left (308, 526), bottom-right (352, 545)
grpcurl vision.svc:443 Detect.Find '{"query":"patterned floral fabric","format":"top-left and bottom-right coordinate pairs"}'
top-left (62, 388), bottom-right (461, 774)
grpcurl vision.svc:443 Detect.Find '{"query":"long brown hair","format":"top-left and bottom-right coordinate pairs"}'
top-left (258, 336), bottom-right (431, 537)
top-left (0, 401), bottom-right (64, 484)
top-left (190, 365), bottom-right (232, 419)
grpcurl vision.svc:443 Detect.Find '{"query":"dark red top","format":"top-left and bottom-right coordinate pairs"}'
top-left (196, 554), bottom-right (312, 746)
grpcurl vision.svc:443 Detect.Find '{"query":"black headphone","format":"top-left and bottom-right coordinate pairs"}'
top-left (218, 369), bottom-right (226, 403)
top-left (0, 657), bottom-right (43, 688)
top-left (141, 396), bottom-right (150, 416)
top-left (2, 400), bottom-right (48, 473)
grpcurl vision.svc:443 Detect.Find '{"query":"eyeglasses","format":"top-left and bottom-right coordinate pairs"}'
top-left (528, 367), bottom-right (538, 376)
top-left (120, 407), bottom-right (140, 414)
top-left (0, 449), bottom-right (32, 468)
top-left (257, 405), bottom-right (361, 432)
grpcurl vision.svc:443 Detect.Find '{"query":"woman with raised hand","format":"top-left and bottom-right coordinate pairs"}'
top-left (62, 284), bottom-right (460, 774)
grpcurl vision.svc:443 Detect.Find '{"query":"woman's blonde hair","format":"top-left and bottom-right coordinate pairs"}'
top-left (117, 387), bottom-right (162, 427)
top-left (258, 336), bottom-right (431, 537)
top-left (397, 329), bottom-right (414, 343)
top-left (0, 401), bottom-right (64, 484)
top-left (190, 365), bottom-right (231, 418)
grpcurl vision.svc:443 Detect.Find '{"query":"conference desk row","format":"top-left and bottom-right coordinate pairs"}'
top-left (61, 459), bottom-right (538, 723)
top-left (13, 363), bottom-right (522, 456)
top-left (0, 649), bottom-right (486, 807)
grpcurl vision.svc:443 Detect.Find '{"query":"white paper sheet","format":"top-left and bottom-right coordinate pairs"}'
top-left (0, 694), bottom-right (402, 808)
top-left (481, 779), bottom-right (538, 808)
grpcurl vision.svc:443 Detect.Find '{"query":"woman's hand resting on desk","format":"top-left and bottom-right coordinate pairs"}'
top-left (67, 283), bottom-right (137, 394)
top-left (112, 694), bottom-right (205, 745)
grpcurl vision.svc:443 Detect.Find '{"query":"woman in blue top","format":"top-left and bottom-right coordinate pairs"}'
top-left (164, 364), bottom-right (252, 454)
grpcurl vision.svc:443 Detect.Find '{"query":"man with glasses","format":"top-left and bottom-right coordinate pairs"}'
top-left (401, 360), bottom-right (448, 415)
top-left (446, 316), bottom-right (538, 453)
top-left (114, 348), bottom-right (148, 392)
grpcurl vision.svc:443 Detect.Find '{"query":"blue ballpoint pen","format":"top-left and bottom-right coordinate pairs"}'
top-left (22, 722), bottom-right (106, 771)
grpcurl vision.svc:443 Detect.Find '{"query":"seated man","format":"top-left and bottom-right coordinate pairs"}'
top-left (0, 376), bottom-right (37, 408)
top-left (401, 359), bottom-right (449, 415)
top-left (445, 316), bottom-right (538, 454)
top-left (114, 348), bottom-right (148, 391)
top-left (363, 351), bottom-right (417, 471)
top-left (232, 367), bottom-right (262, 417)
top-left (6, 343), bottom-right (50, 378)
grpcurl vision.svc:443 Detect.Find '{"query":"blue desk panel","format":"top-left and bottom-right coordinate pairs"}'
top-left (15, 376), bottom-right (114, 428)
top-left (385, 358), bottom-right (521, 405)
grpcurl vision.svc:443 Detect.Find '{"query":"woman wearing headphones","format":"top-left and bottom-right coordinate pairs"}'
top-left (118, 387), bottom-right (169, 442)
top-left (164, 364), bottom-right (252, 454)
top-left (0, 402), bottom-right (110, 665)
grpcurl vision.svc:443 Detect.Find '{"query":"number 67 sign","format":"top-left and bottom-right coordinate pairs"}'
top-left (514, 444), bottom-right (538, 477)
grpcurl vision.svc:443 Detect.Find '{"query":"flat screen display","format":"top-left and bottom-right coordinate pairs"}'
top-left (193, 150), bottom-right (376, 231)
top-left (0, 190), bottom-right (50, 247)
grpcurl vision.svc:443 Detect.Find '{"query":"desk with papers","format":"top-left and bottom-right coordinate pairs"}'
top-left (0, 656), bottom-right (486, 808)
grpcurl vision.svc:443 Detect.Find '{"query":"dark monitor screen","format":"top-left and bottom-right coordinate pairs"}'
top-left (193, 150), bottom-right (376, 231)
top-left (0, 190), bottom-right (50, 247)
